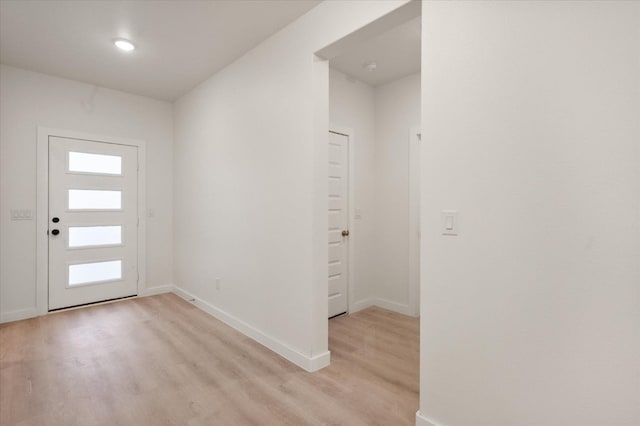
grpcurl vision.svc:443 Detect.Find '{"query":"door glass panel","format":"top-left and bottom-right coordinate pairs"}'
top-left (69, 260), bottom-right (122, 286)
top-left (69, 152), bottom-right (122, 175)
top-left (68, 189), bottom-right (122, 210)
top-left (68, 226), bottom-right (122, 248)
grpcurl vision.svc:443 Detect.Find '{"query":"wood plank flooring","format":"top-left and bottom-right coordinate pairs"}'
top-left (0, 293), bottom-right (419, 425)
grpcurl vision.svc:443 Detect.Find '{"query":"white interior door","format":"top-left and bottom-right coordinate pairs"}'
top-left (328, 131), bottom-right (349, 318)
top-left (48, 136), bottom-right (138, 310)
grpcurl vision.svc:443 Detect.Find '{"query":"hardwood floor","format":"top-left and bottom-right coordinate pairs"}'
top-left (0, 293), bottom-right (419, 425)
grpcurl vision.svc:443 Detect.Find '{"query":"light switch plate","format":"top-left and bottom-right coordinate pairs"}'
top-left (442, 210), bottom-right (458, 235)
top-left (11, 209), bottom-right (33, 220)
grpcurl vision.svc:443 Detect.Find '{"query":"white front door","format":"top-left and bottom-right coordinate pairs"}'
top-left (328, 131), bottom-right (349, 318)
top-left (48, 136), bottom-right (139, 310)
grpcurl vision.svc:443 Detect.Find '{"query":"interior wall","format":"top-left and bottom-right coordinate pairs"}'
top-left (374, 72), bottom-right (420, 314)
top-left (172, 0), bottom-right (412, 370)
top-left (418, 1), bottom-right (640, 425)
top-left (328, 67), bottom-right (376, 310)
top-left (0, 64), bottom-right (174, 322)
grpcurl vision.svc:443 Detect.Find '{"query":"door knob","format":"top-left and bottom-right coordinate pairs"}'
top-left (342, 230), bottom-right (350, 237)
top-left (51, 229), bottom-right (60, 236)
top-left (52, 217), bottom-right (60, 223)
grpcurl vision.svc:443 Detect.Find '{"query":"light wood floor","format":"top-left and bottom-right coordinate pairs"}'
top-left (0, 293), bottom-right (419, 425)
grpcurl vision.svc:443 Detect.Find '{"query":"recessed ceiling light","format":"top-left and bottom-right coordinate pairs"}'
top-left (363, 61), bottom-right (377, 72)
top-left (114, 39), bottom-right (135, 52)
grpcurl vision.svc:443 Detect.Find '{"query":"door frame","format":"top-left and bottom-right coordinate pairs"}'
top-left (36, 127), bottom-right (147, 315)
top-left (408, 126), bottom-right (421, 317)
top-left (328, 126), bottom-right (355, 315)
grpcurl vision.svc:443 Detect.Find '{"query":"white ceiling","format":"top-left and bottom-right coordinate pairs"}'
top-left (330, 16), bottom-right (421, 87)
top-left (0, 0), bottom-right (320, 101)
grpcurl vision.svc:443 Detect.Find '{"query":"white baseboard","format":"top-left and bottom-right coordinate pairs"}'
top-left (309, 351), bottom-right (331, 371)
top-left (0, 286), bottom-right (174, 324)
top-left (0, 307), bottom-right (39, 324)
top-left (350, 297), bottom-right (414, 316)
top-left (172, 285), bottom-right (331, 373)
top-left (374, 297), bottom-right (413, 316)
top-left (139, 284), bottom-right (174, 297)
top-left (416, 411), bottom-right (441, 426)
top-left (350, 298), bottom-right (376, 313)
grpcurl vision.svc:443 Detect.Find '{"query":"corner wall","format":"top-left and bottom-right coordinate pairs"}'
top-left (419, 1), bottom-right (640, 425)
top-left (0, 65), bottom-right (174, 322)
top-left (374, 72), bottom-right (420, 313)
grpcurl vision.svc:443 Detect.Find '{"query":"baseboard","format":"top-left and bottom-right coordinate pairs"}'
top-left (139, 284), bottom-right (174, 297)
top-left (309, 351), bottom-right (331, 371)
top-left (172, 285), bottom-right (331, 373)
top-left (1, 286), bottom-right (174, 324)
top-left (350, 298), bottom-right (376, 313)
top-left (416, 411), bottom-right (441, 426)
top-left (350, 297), bottom-right (413, 316)
top-left (0, 307), bottom-right (39, 324)
top-left (374, 297), bottom-right (413, 316)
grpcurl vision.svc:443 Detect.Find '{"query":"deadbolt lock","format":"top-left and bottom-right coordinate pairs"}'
top-left (342, 230), bottom-right (350, 237)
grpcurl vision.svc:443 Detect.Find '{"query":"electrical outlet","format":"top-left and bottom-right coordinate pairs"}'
top-left (216, 278), bottom-right (221, 290)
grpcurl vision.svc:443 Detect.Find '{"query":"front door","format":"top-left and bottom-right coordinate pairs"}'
top-left (328, 131), bottom-right (349, 318)
top-left (48, 136), bottom-right (138, 310)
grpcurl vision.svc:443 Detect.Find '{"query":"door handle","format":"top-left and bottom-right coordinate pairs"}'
top-left (342, 230), bottom-right (350, 237)
top-left (51, 217), bottom-right (60, 235)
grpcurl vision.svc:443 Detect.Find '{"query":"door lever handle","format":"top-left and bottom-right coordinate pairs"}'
top-left (341, 230), bottom-right (350, 237)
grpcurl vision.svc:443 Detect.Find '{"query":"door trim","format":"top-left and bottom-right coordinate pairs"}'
top-left (328, 126), bottom-right (354, 315)
top-left (409, 126), bottom-right (421, 317)
top-left (36, 127), bottom-right (147, 315)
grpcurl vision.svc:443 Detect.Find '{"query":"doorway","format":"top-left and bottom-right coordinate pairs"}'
top-left (37, 128), bottom-right (146, 312)
top-left (323, 13), bottom-right (421, 320)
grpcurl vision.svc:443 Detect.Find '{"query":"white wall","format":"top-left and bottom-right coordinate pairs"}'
top-left (418, 2), bottom-right (640, 425)
top-left (173, 1), bottom-right (411, 371)
top-left (0, 65), bottom-right (174, 322)
top-left (328, 68), bottom-right (377, 308)
top-left (374, 72), bottom-right (420, 313)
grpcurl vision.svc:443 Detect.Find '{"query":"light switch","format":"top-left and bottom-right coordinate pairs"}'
top-left (10, 209), bottom-right (33, 221)
top-left (445, 215), bottom-right (454, 230)
top-left (442, 210), bottom-right (458, 235)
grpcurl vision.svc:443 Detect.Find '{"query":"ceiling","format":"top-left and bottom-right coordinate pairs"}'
top-left (0, 0), bottom-right (320, 101)
top-left (330, 16), bottom-right (421, 87)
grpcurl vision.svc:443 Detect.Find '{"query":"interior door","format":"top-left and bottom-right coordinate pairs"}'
top-left (328, 131), bottom-right (349, 318)
top-left (48, 136), bottom-right (138, 310)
